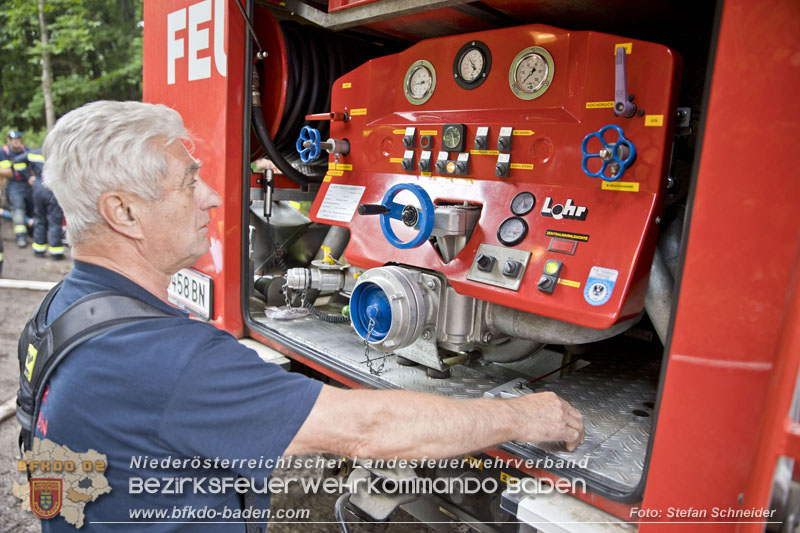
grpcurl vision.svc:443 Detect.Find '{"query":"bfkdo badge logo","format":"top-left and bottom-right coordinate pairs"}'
top-left (30, 478), bottom-right (63, 519)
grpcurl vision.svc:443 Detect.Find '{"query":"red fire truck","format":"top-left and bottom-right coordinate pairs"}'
top-left (143, 0), bottom-right (799, 530)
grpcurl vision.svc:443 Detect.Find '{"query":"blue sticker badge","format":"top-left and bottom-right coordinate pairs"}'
top-left (584, 266), bottom-right (618, 306)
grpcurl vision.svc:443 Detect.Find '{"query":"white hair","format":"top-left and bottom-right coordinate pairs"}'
top-left (43, 100), bottom-right (189, 243)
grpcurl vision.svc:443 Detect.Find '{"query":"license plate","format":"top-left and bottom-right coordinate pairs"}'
top-left (168, 268), bottom-right (213, 320)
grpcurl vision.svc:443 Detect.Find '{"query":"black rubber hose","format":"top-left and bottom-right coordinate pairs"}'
top-left (304, 301), bottom-right (350, 324)
top-left (251, 103), bottom-right (312, 187)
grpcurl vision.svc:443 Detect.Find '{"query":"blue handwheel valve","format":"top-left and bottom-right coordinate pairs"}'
top-left (296, 126), bottom-right (322, 163)
top-left (581, 124), bottom-right (636, 181)
top-left (357, 183), bottom-right (434, 249)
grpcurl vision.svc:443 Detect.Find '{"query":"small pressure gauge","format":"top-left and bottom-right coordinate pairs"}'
top-left (453, 41), bottom-right (491, 90)
top-left (404, 60), bottom-right (436, 105)
top-left (442, 124), bottom-right (466, 152)
top-left (509, 46), bottom-right (554, 100)
top-left (497, 216), bottom-right (529, 247)
top-left (510, 191), bottom-right (536, 216)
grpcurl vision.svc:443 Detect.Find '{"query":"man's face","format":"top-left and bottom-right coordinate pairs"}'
top-left (7, 136), bottom-right (23, 152)
top-left (138, 141), bottom-right (222, 274)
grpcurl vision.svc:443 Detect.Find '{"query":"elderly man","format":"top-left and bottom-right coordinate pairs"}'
top-left (29, 101), bottom-right (583, 531)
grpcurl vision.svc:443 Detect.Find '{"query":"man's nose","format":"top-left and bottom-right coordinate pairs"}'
top-left (198, 178), bottom-right (222, 210)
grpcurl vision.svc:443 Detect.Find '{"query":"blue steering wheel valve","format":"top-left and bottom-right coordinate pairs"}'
top-left (379, 183), bottom-right (435, 249)
top-left (296, 126), bottom-right (322, 163)
top-left (581, 124), bottom-right (636, 181)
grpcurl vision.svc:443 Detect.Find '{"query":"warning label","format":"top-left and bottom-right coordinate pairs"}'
top-left (316, 184), bottom-right (366, 222)
top-left (545, 229), bottom-right (590, 242)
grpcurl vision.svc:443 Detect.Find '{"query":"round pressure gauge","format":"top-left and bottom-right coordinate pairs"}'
top-left (510, 191), bottom-right (536, 216)
top-left (497, 216), bottom-right (529, 247)
top-left (453, 41), bottom-right (491, 90)
top-left (509, 46), bottom-right (554, 100)
top-left (404, 60), bottom-right (436, 105)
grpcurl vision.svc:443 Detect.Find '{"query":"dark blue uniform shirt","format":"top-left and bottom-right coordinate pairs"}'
top-left (35, 261), bottom-right (323, 531)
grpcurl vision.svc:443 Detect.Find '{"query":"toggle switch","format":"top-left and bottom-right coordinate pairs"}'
top-left (496, 153), bottom-right (510, 178)
top-left (537, 259), bottom-right (562, 294)
top-left (502, 260), bottom-right (522, 278)
top-left (401, 149), bottom-right (415, 172)
top-left (474, 126), bottom-right (489, 150)
top-left (476, 253), bottom-right (496, 272)
top-left (498, 126), bottom-right (513, 152)
top-left (403, 127), bottom-right (416, 148)
top-left (418, 150), bottom-right (433, 172)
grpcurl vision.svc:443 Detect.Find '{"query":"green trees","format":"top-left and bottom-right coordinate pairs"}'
top-left (0, 0), bottom-right (143, 146)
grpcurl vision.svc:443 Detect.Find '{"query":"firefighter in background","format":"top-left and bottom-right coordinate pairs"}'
top-left (2, 130), bottom-right (35, 248)
top-left (0, 148), bottom-right (7, 276)
top-left (15, 148), bottom-right (64, 260)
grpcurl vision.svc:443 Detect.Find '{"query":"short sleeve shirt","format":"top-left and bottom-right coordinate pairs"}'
top-left (35, 261), bottom-right (323, 531)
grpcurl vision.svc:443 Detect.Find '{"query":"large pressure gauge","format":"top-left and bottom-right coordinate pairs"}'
top-left (509, 46), bottom-right (554, 100)
top-left (453, 40), bottom-right (491, 89)
top-left (404, 60), bottom-right (436, 105)
top-left (497, 216), bottom-right (529, 246)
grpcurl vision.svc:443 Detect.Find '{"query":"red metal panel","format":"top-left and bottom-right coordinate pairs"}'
top-left (311, 25), bottom-right (679, 329)
top-left (641, 0), bottom-right (800, 529)
top-left (365, 9), bottom-right (496, 42)
top-left (329, 0), bottom-right (381, 13)
top-left (144, 0), bottom-right (246, 336)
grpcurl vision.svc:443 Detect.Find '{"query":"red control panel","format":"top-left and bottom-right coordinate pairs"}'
top-left (310, 24), bottom-right (681, 329)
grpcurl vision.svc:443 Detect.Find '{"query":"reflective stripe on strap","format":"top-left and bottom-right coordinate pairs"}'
top-left (0, 253), bottom-right (4, 261)
top-left (0, 160), bottom-right (10, 168)
top-left (48, 246), bottom-right (65, 255)
top-left (14, 225), bottom-right (28, 233)
top-left (32, 242), bottom-right (48, 252)
top-left (13, 163), bottom-right (27, 170)
top-left (28, 154), bottom-right (45, 162)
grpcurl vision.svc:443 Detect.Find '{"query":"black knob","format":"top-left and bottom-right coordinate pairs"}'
top-left (495, 163), bottom-right (509, 178)
top-left (455, 161), bottom-right (467, 174)
top-left (476, 253), bottom-right (496, 272)
top-left (358, 204), bottom-right (389, 216)
top-left (401, 159), bottom-right (412, 171)
top-left (498, 137), bottom-right (510, 151)
top-left (474, 137), bottom-right (486, 149)
top-left (403, 135), bottom-right (414, 148)
top-left (401, 205), bottom-right (419, 227)
top-left (419, 159), bottom-right (429, 172)
top-left (537, 276), bottom-right (553, 291)
top-left (502, 260), bottom-right (522, 278)
top-left (435, 160), bottom-right (446, 173)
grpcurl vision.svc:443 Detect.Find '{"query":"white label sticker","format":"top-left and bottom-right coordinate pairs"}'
top-left (497, 153), bottom-right (511, 163)
top-left (403, 149), bottom-right (414, 159)
top-left (405, 126), bottom-right (416, 136)
top-left (457, 152), bottom-right (470, 161)
top-left (476, 126), bottom-right (489, 136)
top-left (499, 126), bottom-right (513, 136)
top-left (316, 184), bottom-right (366, 222)
top-left (436, 151), bottom-right (449, 161)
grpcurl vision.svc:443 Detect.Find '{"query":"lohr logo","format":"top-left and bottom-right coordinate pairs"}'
top-left (541, 197), bottom-right (588, 221)
top-left (167, 0), bottom-right (227, 84)
top-left (30, 478), bottom-right (63, 519)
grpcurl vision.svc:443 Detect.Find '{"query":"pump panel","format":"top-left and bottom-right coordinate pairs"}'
top-left (310, 25), bottom-right (680, 329)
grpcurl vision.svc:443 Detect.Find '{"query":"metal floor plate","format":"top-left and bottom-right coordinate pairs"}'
top-left (251, 310), bottom-right (660, 498)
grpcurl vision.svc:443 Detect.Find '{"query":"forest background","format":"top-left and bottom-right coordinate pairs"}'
top-left (0, 0), bottom-right (143, 148)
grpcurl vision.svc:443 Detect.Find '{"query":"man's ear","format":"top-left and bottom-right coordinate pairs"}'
top-left (97, 191), bottom-right (145, 239)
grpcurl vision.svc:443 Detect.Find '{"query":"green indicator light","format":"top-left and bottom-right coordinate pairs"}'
top-left (545, 261), bottom-right (559, 275)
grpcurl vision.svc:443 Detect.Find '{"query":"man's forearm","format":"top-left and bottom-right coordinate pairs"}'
top-left (284, 385), bottom-right (579, 458)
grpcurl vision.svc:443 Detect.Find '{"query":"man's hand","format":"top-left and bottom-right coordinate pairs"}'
top-left (510, 391), bottom-right (585, 451)
top-left (285, 386), bottom-right (585, 459)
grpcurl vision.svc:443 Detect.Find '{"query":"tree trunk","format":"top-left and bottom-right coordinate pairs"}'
top-left (37, 0), bottom-right (55, 129)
